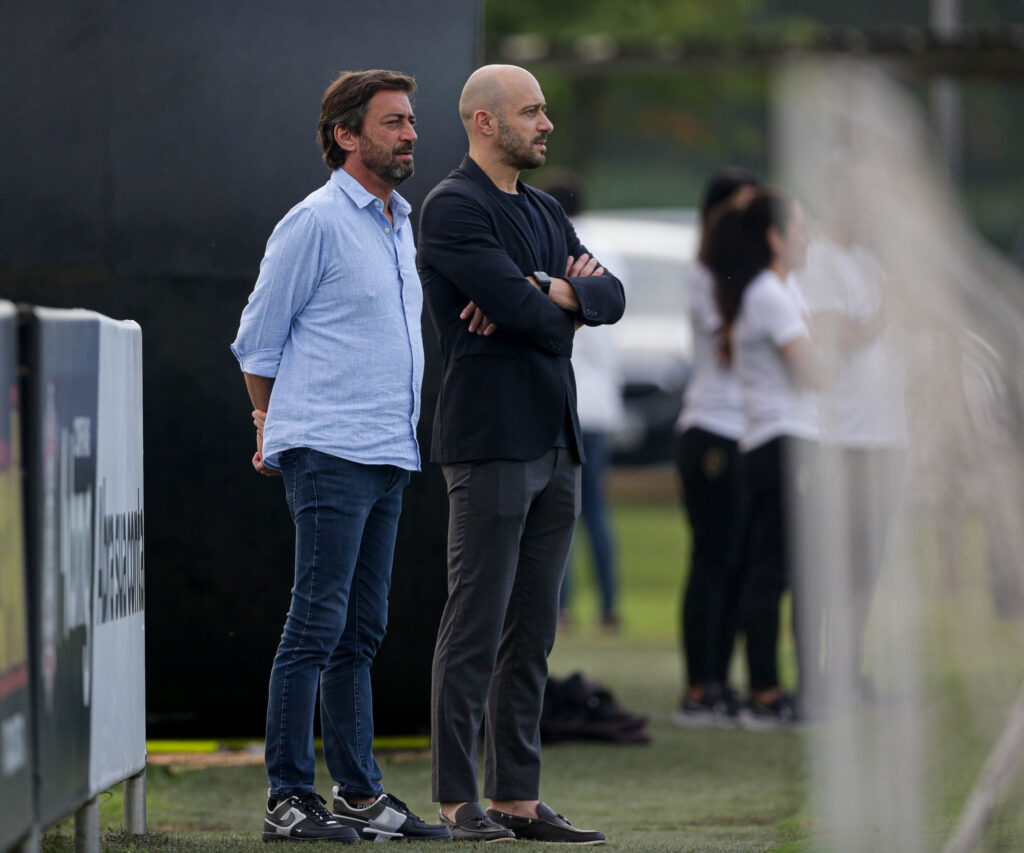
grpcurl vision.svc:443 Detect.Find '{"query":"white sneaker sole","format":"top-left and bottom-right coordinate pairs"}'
top-left (738, 709), bottom-right (799, 732)
top-left (671, 709), bottom-right (737, 729)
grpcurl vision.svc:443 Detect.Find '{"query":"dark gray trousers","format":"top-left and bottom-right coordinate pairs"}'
top-left (431, 448), bottom-right (580, 803)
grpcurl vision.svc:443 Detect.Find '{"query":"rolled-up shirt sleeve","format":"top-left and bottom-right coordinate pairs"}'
top-left (230, 207), bottom-right (324, 377)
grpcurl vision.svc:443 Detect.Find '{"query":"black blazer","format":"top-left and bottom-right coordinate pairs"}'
top-left (418, 155), bottom-right (626, 464)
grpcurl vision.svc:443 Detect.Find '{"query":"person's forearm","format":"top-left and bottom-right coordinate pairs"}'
top-left (547, 278), bottom-right (580, 312)
top-left (782, 337), bottom-right (827, 391)
top-left (243, 373), bottom-right (275, 411)
top-left (812, 310), bottom-right (884, 351)
top-left (419, 195), bottom-right (577, 350)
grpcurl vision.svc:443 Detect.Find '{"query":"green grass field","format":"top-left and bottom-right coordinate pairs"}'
top-left (39, 498), bottom-right (1024, 851)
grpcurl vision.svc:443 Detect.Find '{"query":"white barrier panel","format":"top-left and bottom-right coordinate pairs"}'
top-left (88, 317), bottom-right (145, 793)
top-left (23, 307), bottom-right (145, 829)
top-left (27, 308), bottom-right (99, 825)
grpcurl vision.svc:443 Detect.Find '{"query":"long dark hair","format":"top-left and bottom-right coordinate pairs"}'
top-left (696, 168), bottom-right (759, 265)
top-left (700, 167), bottom-right (759, 222)
top-left (706, 188), bottom-right (795, 328)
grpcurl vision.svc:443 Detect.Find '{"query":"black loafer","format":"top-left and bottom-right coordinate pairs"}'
top-left (486, 803), bottom-right (605, 845)
top-left (439, 803), bottom-right (515, 842)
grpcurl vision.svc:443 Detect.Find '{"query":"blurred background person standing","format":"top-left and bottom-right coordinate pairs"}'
top-left (706, 188), bottom-right (823, 729)
top-left (545, 174), bottom-right (627, 633)
top-left (673, 168), bottom-right (759, 727)
top-left (796, 188), bottom-right (907, 707)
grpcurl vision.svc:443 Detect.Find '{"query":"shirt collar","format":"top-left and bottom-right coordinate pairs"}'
top-left (331, 167), bottom-right (411, 218)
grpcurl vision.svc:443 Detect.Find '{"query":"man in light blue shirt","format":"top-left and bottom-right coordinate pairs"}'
top-left (230, 69), bottom-right (450, 844)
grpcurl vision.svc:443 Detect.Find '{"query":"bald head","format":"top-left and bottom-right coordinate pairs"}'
top-left (459, 64), bottom-right (540, 127)
top-left (458, 64), bottom-right (553, 182)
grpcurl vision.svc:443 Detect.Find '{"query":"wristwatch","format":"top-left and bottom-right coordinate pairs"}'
top-left (533, 270), bottom-right (552, 295)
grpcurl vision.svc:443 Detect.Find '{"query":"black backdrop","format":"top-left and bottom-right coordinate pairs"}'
top-left (0, 0), bottom-right (482, 736)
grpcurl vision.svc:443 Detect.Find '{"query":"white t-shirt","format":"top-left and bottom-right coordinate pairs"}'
top-left (734, 269), bottom-right (819, 451)
top-left (798, 239), bottom-right (907, 448)
top-left (572, 322), bottom-right (626, 433)
top-left (677, 264), bottom-right (745, 440)
top-left (570, 219), bottom-right (627, 433)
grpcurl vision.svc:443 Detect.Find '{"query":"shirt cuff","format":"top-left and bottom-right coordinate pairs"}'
top-left (230, 344), bottom-right (282, 377)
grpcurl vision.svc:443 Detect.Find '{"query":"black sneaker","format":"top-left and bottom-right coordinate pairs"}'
top-left (332, 789), bottom-right (451, 842)
top-left (672, 683), bottom-right (739, 729)
top-left (738, 692), bottom-right (801, 731)
top-left (716, 684), bottom-right (741, 718)
top-left (263, 791), bottom-right (360, 843)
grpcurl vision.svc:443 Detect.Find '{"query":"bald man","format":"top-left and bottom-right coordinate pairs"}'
top-left (418, 65), bottom-right (625, 844)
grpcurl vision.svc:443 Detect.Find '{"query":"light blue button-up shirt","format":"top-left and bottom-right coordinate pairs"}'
top-left (231, 168), bottom-right (423, 471)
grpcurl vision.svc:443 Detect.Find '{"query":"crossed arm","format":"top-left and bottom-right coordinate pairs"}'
top-left (418, 186), bottom-right (624, 351)
top-left (460, 253), bottom-right (604, 335)
top-left (243, 254), bottom-right (603, 477)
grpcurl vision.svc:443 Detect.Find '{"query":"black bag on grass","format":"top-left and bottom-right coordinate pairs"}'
top-left (540, 672), bottom-right (650, 744)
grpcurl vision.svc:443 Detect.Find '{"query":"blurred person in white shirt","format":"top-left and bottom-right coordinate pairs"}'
top-left (544, 174), bottom-right (627, 631)
top-left (797, 202), bottom-right (907, 703)
top-left (673, 168), bottom-right (759, 728)
top-left (705, 187), bottom-right (824, 729)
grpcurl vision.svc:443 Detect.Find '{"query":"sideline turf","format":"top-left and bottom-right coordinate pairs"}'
top-left (40, 649), bottom-right (808, 852)
top-left (42, 499), bottom-right (810, 852)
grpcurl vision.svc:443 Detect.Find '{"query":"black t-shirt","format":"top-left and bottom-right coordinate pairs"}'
top-left (506, 191), bottom-right (553, 268)
top-left (504, 191), bottom-right (573, 451)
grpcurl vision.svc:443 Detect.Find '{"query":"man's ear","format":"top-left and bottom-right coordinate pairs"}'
top-left (473, 109), bottom-right (496, 137)
top-left (767, 226), bottom-right (784, 257)
top-left (333, 124), bottom-right (358, 153)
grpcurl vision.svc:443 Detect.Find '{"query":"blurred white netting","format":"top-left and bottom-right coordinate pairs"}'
top-left (776, 59), bottom-right (1024, 852)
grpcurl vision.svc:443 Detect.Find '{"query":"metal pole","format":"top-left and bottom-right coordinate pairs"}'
top-left (73, 798), bottom-right (100, 853)
top-left (930, 0), bottom-right (962, 180)
top-left (123, 767), bottom-right (147, 834)
top-left (14, 826), bottom-right (40, 853)
top-left (942, 679), bottom-right (1024, 853)
top-left (930, 0), bottom-right (960, 34)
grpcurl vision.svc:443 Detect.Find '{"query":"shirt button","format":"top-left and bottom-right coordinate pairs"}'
top-left (384, 227), bottom-right (391, 233)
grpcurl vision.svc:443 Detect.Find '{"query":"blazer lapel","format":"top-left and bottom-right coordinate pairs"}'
top-left (458, 156), bottom-right (541, 271)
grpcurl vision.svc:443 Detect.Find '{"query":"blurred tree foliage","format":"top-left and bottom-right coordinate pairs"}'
top-left (484, 0), bottom-right (1024, 254)
top-left (530, 66), bottom-right (770, 212)
top-left (486, 0), bottom-right (760, 42)
top-left (761, 0), bottom-right (1019, 27)
top-left (488, 0), bottom-right (1021, 36)
top-left (483, 0), bottom-right (803, 213)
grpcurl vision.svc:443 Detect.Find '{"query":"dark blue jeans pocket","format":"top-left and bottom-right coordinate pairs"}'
top-left (277, 447), bottom-right (302, 516)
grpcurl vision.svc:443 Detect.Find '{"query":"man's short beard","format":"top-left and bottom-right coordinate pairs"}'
top-left (496, 114), bottom-right (545, 171)
top-left (358, 134), bottom-right (414, 186)
top-left (376, 159), bottom-right (414, 185)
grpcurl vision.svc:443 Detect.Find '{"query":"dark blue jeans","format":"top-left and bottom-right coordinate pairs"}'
top-left (560, 431), bottom-right (616, 616)
top-left (266, 448), bottom-right (409, 801)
